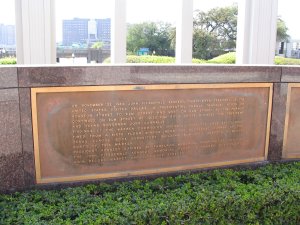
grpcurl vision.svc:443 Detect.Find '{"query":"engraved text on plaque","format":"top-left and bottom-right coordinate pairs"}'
top-left (31, 84), bottom-right (272, 183)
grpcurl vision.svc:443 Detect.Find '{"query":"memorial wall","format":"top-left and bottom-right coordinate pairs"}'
top-left (0, 65), bottom-right (299, 192)
top-left (32, 84), bottom-right (272, 183)
top-left (283, 84), bottom-right (300, 159)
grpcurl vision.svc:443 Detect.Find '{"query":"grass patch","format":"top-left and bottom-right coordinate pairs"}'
top-left (0, 57), bottom-right (16, 65)
top-left (0, 162), bottom-right (299, 224)
top-left (274, 56), bottom-right (300, 65)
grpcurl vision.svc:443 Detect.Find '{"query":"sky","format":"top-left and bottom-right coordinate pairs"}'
top-left (0, 0), bottom-right (299, 42)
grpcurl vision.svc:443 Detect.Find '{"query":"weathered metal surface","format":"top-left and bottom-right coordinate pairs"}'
top-left (283, 84), bottom-right (300, 159)
top-left (31, 84), bottom-right (272, 183)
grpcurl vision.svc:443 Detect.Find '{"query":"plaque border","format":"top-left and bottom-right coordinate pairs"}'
top-left (31, 83), bottom-right (273, 184)
top-left (282, 83), bottom-right (300, 159)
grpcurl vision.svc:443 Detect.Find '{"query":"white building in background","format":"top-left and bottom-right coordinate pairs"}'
top-left (275, 40), bottom-right (300, 58)
top-left (0, 24), bottom-right (16, 48)
top-left (87, 19), bottom-right (98, 44)
top-left (62, 18), bottom-right (111, 46)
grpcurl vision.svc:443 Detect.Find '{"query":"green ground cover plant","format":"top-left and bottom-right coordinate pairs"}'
top-left (104, 52), bottom-right (300, 65)
top-left (3, 53), bottom-right (300, 65)
top-left (103, 55), bottom-right (207, 64)
top-left (274, 56), bottom-right (300, 65)
top-left (0, 57), bottom-right (17, 65)
top-left (207, 52), bottom-right (236, 64)
top-left (0, 162), bottom-right (299, 224)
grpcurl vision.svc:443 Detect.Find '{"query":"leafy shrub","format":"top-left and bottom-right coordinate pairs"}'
top-left (103, 53), bottom-right (300, 65)
top-left (3, 53), bottom-right (300, 66)
top-left (103, 55), bottom-right (206, 64)
top-left (192, 58), bottom-right (207, 64)
top-left (127, 55), bottom-right (175, 63)
top-left (0, 162), bottom-right (299, 224)
top-left (207, 52), bottom-right (236, 64)
top-left (0, 57), bottom-right (17, 65)
top-left (102, 57), bottom-right (111, 63)
top-left (207, 53), bottom-right (300, 65)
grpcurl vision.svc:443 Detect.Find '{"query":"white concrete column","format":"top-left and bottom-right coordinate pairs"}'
top-left (176, 0), bottom-right (193, 64)
top-left (236, 0), bottom-right (278, 64)
top-left (15, 0), bottom-right (56, 64)
top-left (111, 0), bottom-right (126, 64)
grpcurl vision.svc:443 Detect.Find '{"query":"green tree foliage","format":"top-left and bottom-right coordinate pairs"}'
top-left (126, 5), bottom-right (289, 60)
top-left (193, 5), bottom-right (290, 59)
top-left (127, 22), bottom-right (174, 56)
top-left (277, 17), bottom-right (290, 42)
top-left (91, 41), bottom-right (103, 49)
top-left (193, 30), bottom-right (220, 60)
top-left (193, 5), bottom-right (238, 59)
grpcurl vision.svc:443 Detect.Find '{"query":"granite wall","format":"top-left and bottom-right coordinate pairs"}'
top-left (0, 65), bottom-right (298, 193)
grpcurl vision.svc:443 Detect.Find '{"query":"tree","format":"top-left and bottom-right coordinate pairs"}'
top-left (277, 18), bottom-right (290, 42)
top-left (193, 5), bottom-right (289, 59)
top-left (127, 22), bottom-right (174, 56)
top-left (91, 42), bottom-right (103, 49)
top-left (193, 5), bottom-right (238, 59)
top-left (127, 6), bottom-right (290, 60)
top-left (193, 30), bottom-right (220, 60)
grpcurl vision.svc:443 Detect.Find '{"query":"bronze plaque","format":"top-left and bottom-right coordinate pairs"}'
top-left (32, 84), bottom-right (272, 183)
top-left (283, 84), bottom-right (300, 159)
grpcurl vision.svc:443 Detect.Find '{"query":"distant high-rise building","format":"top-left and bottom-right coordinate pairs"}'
top-left (0, 24), bottom-right (16, 47)
top-left (96, 18), bottom-right (111, 43)
top-left (62, 18), bottom-right (89, 46)
top-left (88, 19), bottom-right (97, 42)
top-left (62, 18), bottom-right (111, 46)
